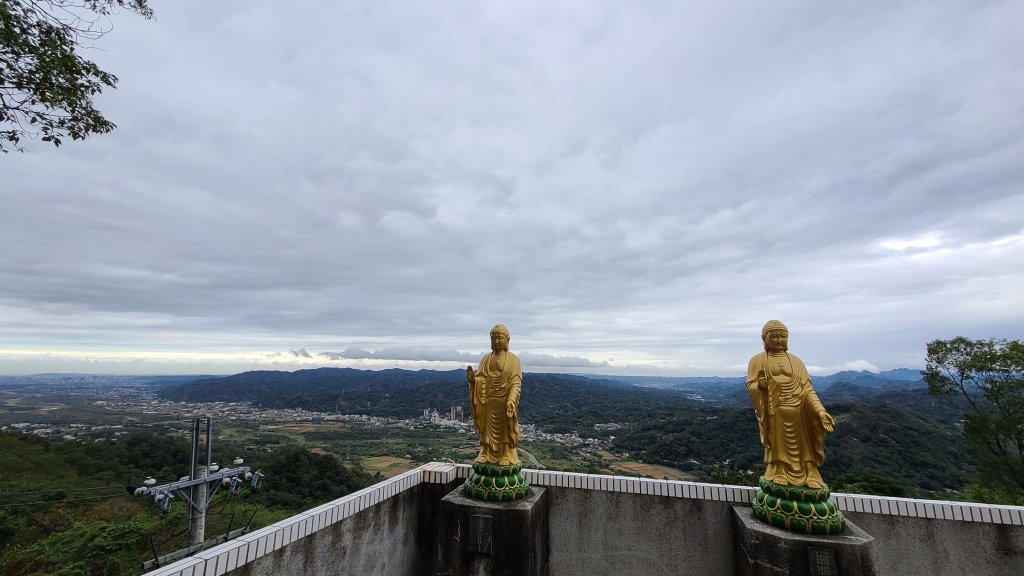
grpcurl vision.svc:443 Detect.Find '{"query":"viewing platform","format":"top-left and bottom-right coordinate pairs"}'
top-left (142, 462), bottom-right (1024, 576)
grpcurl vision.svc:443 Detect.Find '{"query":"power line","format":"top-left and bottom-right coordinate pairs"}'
top-left (0, 485), bottom-right (125, 496)
top-left (0, 493), bottom-right (130, 508)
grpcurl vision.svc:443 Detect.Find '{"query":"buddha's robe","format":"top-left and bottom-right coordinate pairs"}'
top-left (470, 351), bottom-right (522, 465)
top-left (746, 352), bottom-right (827, 488)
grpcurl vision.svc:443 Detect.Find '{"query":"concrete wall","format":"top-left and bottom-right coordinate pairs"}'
top-left (141, 464), bottom-right (461, 576)
top-left (544, 486), bottom-right (1024, 576)
top-left (528, 468), bottom-right (1024, 576)
top-left (845, 511), bottom-right (1024, 576)
top-left (225, 482), bottom-right (448, 576)
top-left (546, 487), bottom-right (737, 575)
top-left (142, 463), bottom-right (1024, 576)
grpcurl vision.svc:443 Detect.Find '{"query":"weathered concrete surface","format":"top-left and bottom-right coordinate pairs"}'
top-left (546, 487), bottom-right (737, 576)
top-left (733, 506), bottom-right (876, 576)
top-left (217, 473), bottom-right (1024, 576)
top-left (226, 481), bottom-right (458, 576)
top-left (844, 511), bottom-right (1024, 576)
top-left (436, 486), bottom-right (548, 576)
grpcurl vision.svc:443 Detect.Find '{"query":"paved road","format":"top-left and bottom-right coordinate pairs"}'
top-left (519, 448), bottom-right (544, 469)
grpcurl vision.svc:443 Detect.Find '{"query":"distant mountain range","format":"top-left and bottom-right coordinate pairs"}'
top-left (155, 366), bottom-right (970, 493)
top-left (156, 368), bottom-right (701, 433)
top-left (587, 368), bottom-right (925, 405)
top-left (602, 368), bottom-right (921, 389)
top-left (156, 366), bottom-right (941, 420)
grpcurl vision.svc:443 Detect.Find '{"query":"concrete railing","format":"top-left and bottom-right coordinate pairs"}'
top-left (141, 463), bottom-right (454, 576)
top-left (142, 463), bottom-right (1024, 576)
top-left (520, 467), bottom-right (1024, 575)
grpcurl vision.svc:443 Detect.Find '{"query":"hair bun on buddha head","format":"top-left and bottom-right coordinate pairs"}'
top-left (761, 320), bottom-right (788, 338)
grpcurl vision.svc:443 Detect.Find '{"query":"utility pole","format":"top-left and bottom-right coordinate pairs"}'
top-left (135, 417), bottom-right (259, 569)
top-left (188, 417), bottom-right (200, 545)
top-left (187, 417), bottom-right (214, 547)
top-left (190, 464), bottom-right (208, 547)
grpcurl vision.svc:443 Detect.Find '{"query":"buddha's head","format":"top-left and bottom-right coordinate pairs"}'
top-left (490, 324), bottom-right (510, 352)
top-left (761, 320), bottom-right (789, 353)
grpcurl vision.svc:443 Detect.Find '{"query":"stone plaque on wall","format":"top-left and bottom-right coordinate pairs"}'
top-left (808, 546), bottom-right (837, 576)
top-left (468, 514), bottom-right (493, 554)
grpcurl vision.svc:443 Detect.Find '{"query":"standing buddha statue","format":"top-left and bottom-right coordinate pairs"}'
top-left (463, 324), bottom-right (529, 501)
top-left (746, 320), bottom-right (844, 534)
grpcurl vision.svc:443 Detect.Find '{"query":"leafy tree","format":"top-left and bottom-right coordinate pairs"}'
top-left (0, 0), bottom-right (152, 152)
top-left (251, 446), bottom-right (374, 510)
top-left (710, 464), bottom-right (765, 487)
top-left (924, 336), bottom-right (1024, 500)
top-left (614, 403), bottom-right (970, 494)
top-left (0, 511), bottom-right (21, 548)
top-left (0, 434), bottom-right (371, 574)
top-left (832, 472), bottom-right (906, 497)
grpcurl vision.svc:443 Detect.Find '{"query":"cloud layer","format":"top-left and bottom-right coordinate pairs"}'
top-left (2, 1), bottom-right (1022, 375)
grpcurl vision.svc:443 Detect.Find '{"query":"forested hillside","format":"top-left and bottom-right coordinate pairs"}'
top-left (158, 369), bottom-right (706, 431)
top-left (613, 403), bottom-right (971, 495)
top-left (0, 433), bottom-right (373, 576)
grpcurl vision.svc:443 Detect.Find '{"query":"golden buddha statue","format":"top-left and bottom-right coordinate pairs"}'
top-left (466, 324), bottom-right (522, 466)
top-left (746, 320), bottom-right (835, 488)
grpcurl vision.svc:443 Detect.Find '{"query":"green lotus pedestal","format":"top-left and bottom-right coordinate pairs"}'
top-left (464, 461), bottom-right (530, 502)
top-left (752, 476), bottom-right (845, 535)
top-left (734, 504), bottom-right (875, 576)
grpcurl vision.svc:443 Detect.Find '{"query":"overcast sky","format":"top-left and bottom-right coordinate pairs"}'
top-left (2, 0), bottom-right (1022, 377)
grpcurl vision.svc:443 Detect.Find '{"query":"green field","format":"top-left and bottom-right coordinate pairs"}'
top-left (210, 419), bottom-right (673, 479)
top-left (361, 456), bottom-right (417, 477)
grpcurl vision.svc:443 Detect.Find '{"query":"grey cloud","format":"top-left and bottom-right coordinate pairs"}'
top-left (302, 348), bottom-right (606, 369)
top-left (318, 348), bottom-right (480, 363)
top-left (2, 1), bottom-right (1022, 375)
top-left (518, 352), bottom-right (609, 369)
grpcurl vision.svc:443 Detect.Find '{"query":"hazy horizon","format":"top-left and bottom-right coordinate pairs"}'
top-left (0, 363), bottom-right (924, 379)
